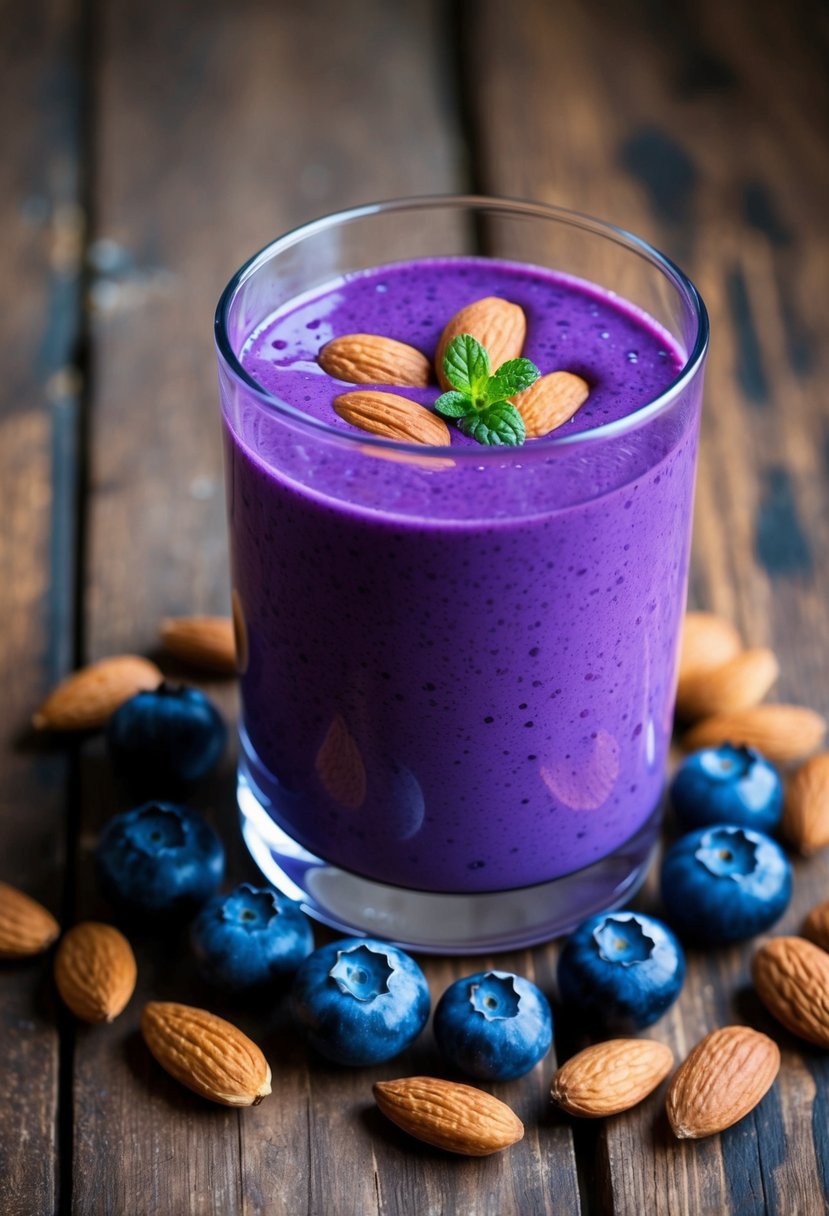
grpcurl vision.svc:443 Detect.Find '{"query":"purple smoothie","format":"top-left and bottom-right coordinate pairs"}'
top-left (221, 257), bottom-right (699, 894)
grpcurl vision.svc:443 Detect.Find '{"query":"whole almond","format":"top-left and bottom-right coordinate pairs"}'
top-left (675, 647), bottom-right (780, 722)
top-left (803, 899), bottom-right (829, 952)
top-left (160, 616), bottom-right (236, 675)
top-left (334, 390), bottom-right (450, 446)
top-left (678, 612), bottom-right (742, 682)
top-left (753, 936), bottom-right (829, 1048)
top-left (315, 713), bottom-right (366, 809)
top-left (373, 1076), bottom-right (523, 1156)
top-left (54, 922), bottom-right (137, 1023)
top-left (33, 655), bottom-right (162, 731)
top-left (0, 882), bottom-right (60, 959)
top-left (551, 1038), bottom-right (673, 1117)
top-left (781, 752), bottom-right (829, 855)
top-left (683, 704), bottom-right (827, 765)
top-left (666, 1026), bottom-right (780, 1139)
top-left (435, 297), bottom-right (526, 390)
top-left (141, 1001), bottom-right (272, 1107)
top-left (511, 371), bottom-right (590, 438)
top-left (319, 334), bottom-right (430, 387)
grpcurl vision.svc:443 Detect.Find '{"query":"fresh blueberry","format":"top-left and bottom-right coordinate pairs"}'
top-left (95, 801), bottom-right (225, 919)
top-left (191, 883), bottom-right (313, 988)
top-left (106, 683), bottom-right (227, 790)
top-left (660, 824), bottom-right (792, 945)
top-left (557, 911), bottom-right (685, 1030)
top-left (291, 937), bottom-right (430, 1066)
top-left (433, 970), bottom-right (553, 1080)
top-left (669, 745), bottom-right (783, 835)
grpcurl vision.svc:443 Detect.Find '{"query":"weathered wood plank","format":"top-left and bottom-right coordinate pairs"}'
top-left (0, 1), bottom-right (86, 1212)
top-left (470, 0), bottom-right (829, 1211)
top-left (69, 1), bottom-right (585, 1213)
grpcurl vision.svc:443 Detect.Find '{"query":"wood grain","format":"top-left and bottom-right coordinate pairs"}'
top-left (470, 0), bottom-right (829, 1212)
top-left (0, 1), bottom-right (86, 1212)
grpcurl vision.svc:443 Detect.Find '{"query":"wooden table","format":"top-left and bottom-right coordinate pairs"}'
top-left (2, 1), bottom-right (828, 1211)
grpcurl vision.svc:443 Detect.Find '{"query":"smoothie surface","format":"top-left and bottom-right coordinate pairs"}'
top-left (240, 257), bottom-right (684, 443)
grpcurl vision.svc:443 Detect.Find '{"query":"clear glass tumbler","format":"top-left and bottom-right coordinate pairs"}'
top-left (215, 196), bottom-right (708, 953)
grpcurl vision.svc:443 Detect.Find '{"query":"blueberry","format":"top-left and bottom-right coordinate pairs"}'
top-left (660, 824), bottom-right (792, 945)
top-left (95, 801), bottom-right (225, 919)
top-left (557, 911), bottom-right (685, 1030)
top-left (191, 883), bottom-right (313, 988)
top-left (669, 745), bottom-right (783, 835)
top-left (291, 937), bottom-right (430, 1066)
top-left (106, 683), bottom-right (227, 791)
top-left (433, 970), bottom-right (552, 1080)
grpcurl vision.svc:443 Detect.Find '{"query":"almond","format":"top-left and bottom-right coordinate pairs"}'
top-left (54, 922), bottom-right (137, 1023)
top-left (141, 1001), bottom-right (272, 1107)
top-left (373, 1076), bottom-right (523, 1156)
top-left (551, 1038), bottom-right (673, 1117)
top-left (682, 704), bottom-right (827, 765)
top-left (678, 612), bottom-right (742, 682)
top-left (160, 615), bottom-right (236, 675)
top-left (803, 899), bottom-right (829, 952)
top-left (334, 390), bottom-right (450, 446)
top-left (33, 655), bottom-right (162, 731)
top-left (435, 297), bottom-right (526, 390)
top-left (675, 647), bottom-right (779, 722)
top-left (781, 752), bottom-right (829, 855)
top-left (319, 334), bottom-right (430, 387)
top-left (512, 371), bottom-right (589, 438)
top-left (666, 1026), bottom-right (780, 1139)
top-left (752, 936), bottom-right (829, 1048)
top-left (315, 713), bottom-right (366, 809)
top-left (0, 882), bottom-right (60, 959)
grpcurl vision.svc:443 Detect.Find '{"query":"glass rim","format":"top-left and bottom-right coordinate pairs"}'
top-left (214, 193), bottom-right (709, 454)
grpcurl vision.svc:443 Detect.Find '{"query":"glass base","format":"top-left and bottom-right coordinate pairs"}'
top-left (238, 769), bottom-right (660, 955)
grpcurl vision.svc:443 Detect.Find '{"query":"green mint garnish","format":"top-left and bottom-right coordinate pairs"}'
top-left (434, 334), bottom-right (538, 447)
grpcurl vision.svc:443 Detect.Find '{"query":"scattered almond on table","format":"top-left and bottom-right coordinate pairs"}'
top-left (551, 1038), bottom-right (673, 1117)
top-left (780, 752), bottom-right (829, 855)
top-left (675, 611), bottom-right (826, 761)
top-left (373, 1076), bottom-right (524, 1156)
top-left (54, 922), bottom-right (137, 1024)
top-left (0, 881), bottom-right (60, 959)
top-left (675, 647), bottom-right (779, 722)
top-left (802, 898), bottom-right (829, 952)
top-left (677, 611), bottom-right (743, 683)
top-left (140, 1001), bottom-right (272, 1107)
top-left (159, 615), bottom-right (237, 675)
top-left (32, 655), bottom-right (162, 732)
top-left (752, 936), bottom-right (829, 1049)
top-left (682, 704), bottom-right (827, 765)
top-left (665, 1026), bottom-right (780, 1139)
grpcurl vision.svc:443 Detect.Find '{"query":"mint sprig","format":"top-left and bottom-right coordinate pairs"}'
top-left (434, 334), bottom-right (538, 446)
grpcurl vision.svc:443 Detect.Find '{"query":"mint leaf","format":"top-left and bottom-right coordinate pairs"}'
top-left (443, 334), bottom-right (490, 395)
top-left (485, 358), bottom-right (539, 403)
top-left (459, 401), bottom-right (526, 446)
top-left (434, 390), bottom-right (473, 418)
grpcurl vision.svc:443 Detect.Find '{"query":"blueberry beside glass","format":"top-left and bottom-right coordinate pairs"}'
top-left (660, 824), bottom-right (792, 944)
top-left (557, 911), bottom-right (685, 1030)
top-left (433, 970), bottom-right (553, 1080)
top-left (669, 745), bottom-right (783, 835)
top-left (291, 937), bottom-right (430, 1066)
top-left (191, 883), bottom-right (313, 989)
